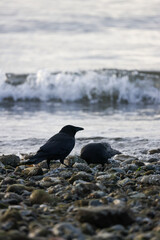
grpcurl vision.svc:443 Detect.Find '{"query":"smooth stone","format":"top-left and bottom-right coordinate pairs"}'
top-left (124, 164), bottom-right (139, 171)
top-left (138, 175), bottom-right (160, 185)
top-left (0, 193), bottom-right (5, 199)
top-left (93, 231), bottom-right (121, 240)
top-left (59, 171), bottom-right (73, 179)
top-left (117, 178), bottom-right (134, 186)
top-left (132, 161), bottom-right (145, 166)
top-left (0, 155), bottom-right (20, 167)
top-left (81, 222), bottom-right (95, 235)
top-left (114, 154), bottom-right (137, 162)
top-left (73, 163), bottom-right (92, 173)
top-left (76, 206), bottom-right (134, 228)
top-left (87, 191), bottom-right (106, 199)
top-left (40, 177), bottom-right (63, 188)
top-left (22, 166), bottom-right (43, 176)
top-left (72, 182), bottom-right (100, 197)
top-left (133, 232), bottom-right (154, 240)
top-left (64, 155), bottom-right (87, 167)
top-left (6, 184), bottom-right (34, 194)
top-left (14, 165), bottom-right (26, 173)
top-left (30, 189), bottom-right (51, 204)
top-left (109, 224), bottom-right (125, 231)
top-left (144, 164), bottom-right (156, 170)
top-left (96, 174), bottom-right (114, 181)
top-left (69, 172), bottom-right (94, 184)
top-left (52, 222), bottom-right (84, 240)
top-left (113, 199), bottom-right (125, 207)
top-left (89, 199), bottom-right (103, 207)
top-left (2, 230), bottom-right (29, 240)
top-left (148, 148), bottom-right (160, 154)
top-left (3, 192), bottom-right (23, 204)
top-left (0, 208), bottom-right (22, 222)
top-left (148, 158), bottom-right (158, 163)
top-left (0, 161), bottom-right (5, 169)
top-left (1, 220), bottom-right (17, 231)
top-left (29, 227), bottom-right (52, 238)
top-left (111, 168), bottom-right (126, 174)
top-left (0, 201), bottom-right (8, 209)
top-left (129, 192), bottom-right (146, 199)
top-left (0, 177), bottom-right (17, 186)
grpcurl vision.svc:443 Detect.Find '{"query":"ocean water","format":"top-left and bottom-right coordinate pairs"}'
top-left (0, 0), bottom-right (160, 72)
top-left (0, 0), bottom-right (160, 160)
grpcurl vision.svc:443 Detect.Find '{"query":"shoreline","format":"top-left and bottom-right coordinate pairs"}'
top-left (0, 153), bottom-right (160, 239)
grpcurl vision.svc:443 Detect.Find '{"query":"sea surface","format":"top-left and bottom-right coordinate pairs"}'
top-left (0, 0), bottom-right (160, 160)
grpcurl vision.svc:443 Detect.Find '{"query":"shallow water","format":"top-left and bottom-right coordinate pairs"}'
top-left (0, 0), bottom-right (160, 72)
top-left (0, 101), bottom-right (160, 162)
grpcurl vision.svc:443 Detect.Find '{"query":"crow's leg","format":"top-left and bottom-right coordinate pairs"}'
top-left (47, 159), bottom-right (50, 170)
top-left (60, 159), bottom-right (72, 168)
top-left (63, 163), bottom-right (72, 168)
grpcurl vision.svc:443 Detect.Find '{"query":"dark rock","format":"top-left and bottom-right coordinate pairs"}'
top-left (0, 208), bottom-right (22, 222)
top-left (1, 220), bottom-right (18, 231)
top-left (0, 155), bottom-right (20, 167)
top-left (4, 192), bottom-right (23, 204)
top-left (76, 206), bottom-right (134, 228)
top-left (72, 182), bottom-right (100, 197)
top-left (3, 230), bottom-right (29, 240)
top-left (0, 177), bottom-right (17, 186)
top-left (148, 158), bottom-right (159, 163)
top-left (6, 184), bottom-right (34, 194)
top-left (81, 222), bottom-right (95, 235)
top-left (0, 201), bottom-right (8, 208)
top-left (0, 162), bottom-right (6, 174)
top-left (87, 191), bottom-right (106, 199)
top-left (89, 199), bottom-right (103, 207)
top-left (29, 227), bottom-right (52, 238)
top-left (148, 148), bottom-right (160, 154)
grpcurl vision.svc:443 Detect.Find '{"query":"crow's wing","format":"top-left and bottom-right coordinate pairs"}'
top-left (37, 133), bottom-right (75, 159)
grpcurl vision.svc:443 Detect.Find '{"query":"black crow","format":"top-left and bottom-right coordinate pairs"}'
top-left (24, 125), bottom-right (84, 169)
top-left (80, 142), bottom-right (121, 166)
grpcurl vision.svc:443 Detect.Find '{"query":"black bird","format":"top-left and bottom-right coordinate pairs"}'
top-left (80, 142), bottom-right (121, 166)
top-left (24, 125), bottom-right (84, 169)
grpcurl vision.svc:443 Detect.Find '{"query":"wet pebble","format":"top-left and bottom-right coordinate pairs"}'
top-left (6, 184), bottom-right (34, 194)
top-left (22, 166), bottom-right (43, 176)
top-left (29, 189), bottom-right (51, 204)
top-left (0, 155), bottom-right (20, 168)
top-left (69, 171), bottom-right (94, 184)
top-left (148, 148), bottom-right (160, 154)
top-left (76, 206), bottom-right (134, 228)
top-left (52, 222), bottom-right (84, 240)
top-left (138, 174), bottom-right (160, 185)
top-left (72, 163), bottom-right (92, 172)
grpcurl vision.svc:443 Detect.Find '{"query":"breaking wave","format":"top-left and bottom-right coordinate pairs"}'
top-left (0, 69), bottom-right (160, 104)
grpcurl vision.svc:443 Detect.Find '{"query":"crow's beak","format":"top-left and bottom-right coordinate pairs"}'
top-left (76, 127), bottom-right (84, 132)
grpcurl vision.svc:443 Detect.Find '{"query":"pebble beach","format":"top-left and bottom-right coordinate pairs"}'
top-left (0, 150), bottom-right (160, 240)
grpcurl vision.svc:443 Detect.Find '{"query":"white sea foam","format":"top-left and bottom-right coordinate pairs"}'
top-left (0, 69), bottom-right (160, 104)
